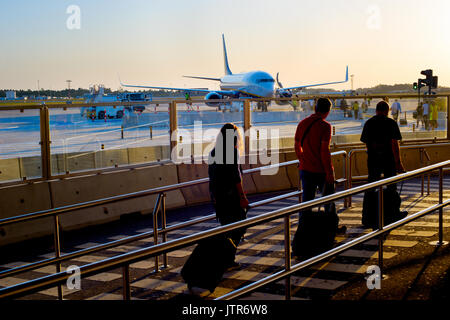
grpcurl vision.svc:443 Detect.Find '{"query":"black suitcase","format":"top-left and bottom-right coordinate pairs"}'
top-left (181, 235), bottom-right (237, 293)
top-left (362, 186), bottom-right (407, 229)
top-left (292, 205), bottom-right (338, 260)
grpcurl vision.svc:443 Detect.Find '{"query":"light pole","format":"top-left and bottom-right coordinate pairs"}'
top-left (350, 74), bottom-right (354, 91)
top-left (66, 80), bottom-right (72, 98)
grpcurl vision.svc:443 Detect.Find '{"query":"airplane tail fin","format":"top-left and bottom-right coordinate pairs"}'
top-left (222, 34), bottom-right (232, 75)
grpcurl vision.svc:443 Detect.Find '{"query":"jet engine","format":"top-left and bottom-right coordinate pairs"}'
top-left (205, 92), bottom-right (223, 106)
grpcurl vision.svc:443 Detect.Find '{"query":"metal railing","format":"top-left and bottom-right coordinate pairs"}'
top-left (0, 159), bottom-right (447, 300)
top-left (346, 142), bottom-right (450, 206)
top-left (0, 92), bottom-right (448, 186)
top-left (0, 150), bottom-right (347, 299)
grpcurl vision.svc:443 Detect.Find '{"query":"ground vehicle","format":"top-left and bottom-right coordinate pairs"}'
top-left (81, 85), bottom-right (125, 120)
top-left (118, 92), bottom-right (152, 113)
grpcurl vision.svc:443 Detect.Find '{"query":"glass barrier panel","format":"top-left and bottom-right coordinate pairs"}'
top-left (0, 108), bottom-right (42, 182)
top-left (49, 100), bottom-right (170, 175)
top-left (251, 98), bottom-right (305, 153)
top-left (176, 99), bottom-right (245, 164)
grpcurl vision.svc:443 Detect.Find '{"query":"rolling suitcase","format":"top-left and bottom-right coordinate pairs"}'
top-left (181, 235), bottom-right (237, 293)
top-left (292, 205), bottom-right (338, 260)
top-left (362, 183), bottom-right (407, 229)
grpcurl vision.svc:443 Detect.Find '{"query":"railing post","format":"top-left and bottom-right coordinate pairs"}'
top-left (429, 167), bottom-right (448, 247)
top-left (343, 152), bottom-right (349, 208)
top-left (153, 194), bottom-right (162, 273)
top-left (284, 215), bottom-right (291, 300)
top-left (378, 185), bottom-right (384, 278)
top-left (348, 152), bottom-right (354, 207)
top-left (439, 168), bottom-right (443, 244)
top-left (447, 95), bottom-right (450, 140)
top-left (122, 265), bottom-right (131, 300)
top-left (244, 99), bottom-right (251, 156)
top-left (161, 193), bottom-right (169, 268)
top-left (169, 101), bottom-right (178, 160)
top-left (53, 215), bottom-right (63, 300)
top-left (39, 106), bottom-right (51, 180)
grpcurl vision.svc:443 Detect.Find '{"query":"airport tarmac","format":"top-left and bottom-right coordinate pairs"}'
top-left (0, 99), bottom-right (445, 160)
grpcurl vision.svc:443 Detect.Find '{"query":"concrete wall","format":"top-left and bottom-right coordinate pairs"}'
top-left (1, 138), bottom-right (449, 246)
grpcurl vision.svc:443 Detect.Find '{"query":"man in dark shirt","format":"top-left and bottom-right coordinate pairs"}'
top-left (360, 101), bottom-right (405, 189)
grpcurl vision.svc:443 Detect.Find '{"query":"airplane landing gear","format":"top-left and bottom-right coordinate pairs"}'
top-left (257, 101), bottom-right (268, 112)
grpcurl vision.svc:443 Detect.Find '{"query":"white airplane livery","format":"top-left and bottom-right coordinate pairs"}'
top-left (120, 35), bottom-right (348, 110)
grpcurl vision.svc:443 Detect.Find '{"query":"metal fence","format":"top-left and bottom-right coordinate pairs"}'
top-left (0, 159), bottom-right (448, 300)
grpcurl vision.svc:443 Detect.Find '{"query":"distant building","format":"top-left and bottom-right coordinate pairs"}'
top-left (6, 90), bottom-right (16, 100)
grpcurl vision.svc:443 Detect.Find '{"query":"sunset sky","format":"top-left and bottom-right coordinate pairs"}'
top-left (1, 0), bottom-right (449, 91)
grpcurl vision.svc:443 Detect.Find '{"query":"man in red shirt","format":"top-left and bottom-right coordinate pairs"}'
top-left (294, 98), bottom-right (345, 233)
top-left (295, 98), bottom-right (335, 200)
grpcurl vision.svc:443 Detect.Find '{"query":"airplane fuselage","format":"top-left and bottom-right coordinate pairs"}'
top-left (219, 71), bottom-right (275, 98)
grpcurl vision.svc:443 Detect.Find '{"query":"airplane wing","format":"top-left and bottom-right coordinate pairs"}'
top-left (119, 80), bottom-right (236, 96)
top-left (281, 66), bottom-right (349, 91)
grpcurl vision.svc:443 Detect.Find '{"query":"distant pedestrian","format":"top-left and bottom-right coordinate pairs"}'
top-left (391, 99), bottom-right (402, 122)
top-left (352, 101), bottom-right (360, 119)
top-left (430, 100), bottom-right (438, 130)
top-left (423, 101), bottom-right (430, 130)
top-left (416, 102), bottom-right (424, 128)
top-left (361, 99), bottom-right (368, 113)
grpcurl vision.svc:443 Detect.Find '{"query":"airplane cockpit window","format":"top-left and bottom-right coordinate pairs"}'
top-left (257, 79), bottom-right (275, 83)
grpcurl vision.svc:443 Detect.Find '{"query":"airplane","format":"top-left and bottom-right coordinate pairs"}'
top-left (120, 34), bottom-right (349, 111)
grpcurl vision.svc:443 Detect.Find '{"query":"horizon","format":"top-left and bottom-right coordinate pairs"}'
top-left (1, 0), bottom-right (449, 91)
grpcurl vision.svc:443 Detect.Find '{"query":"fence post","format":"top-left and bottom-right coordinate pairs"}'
top-left (429, 168), bottom-right (449, 246)
top-left (152, 194), bottom-right (162, 273)
top-left (39, 107), bottom-right (51, 180)
top-left (244, 99), bottom-right (251, 156)
top-left (169, 101), bottom-right (178, 160)
top-left (378, 185), bottom-right (384, 279)
top-left (161, 193), bottom-right (168, 268)
top-left (122, 265), bottom-right (131, 300)
top-left (53, 215), bottom-right (63, 300)
top-left (447, 96), bottom-right (450, 140)
top-left (284, 215), bottom-right (291, 300)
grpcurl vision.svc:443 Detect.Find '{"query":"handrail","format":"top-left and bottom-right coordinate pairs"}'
top-left (218, 200), bottom-right (450, 300)
top-left (0, 190), bottom-right (302, 280)
top-left (0, 159), bottom-right (447, 300)
top-left (1, 92), bottom-right (450, 110)
top-left (0, 151), bottom-right (347, 227)
top-left (0, 150), bottom-right (346, 281)
top-left (0, 148), bottom-right (347, 280)
top-left (346, 142), bottom-right (450, 206)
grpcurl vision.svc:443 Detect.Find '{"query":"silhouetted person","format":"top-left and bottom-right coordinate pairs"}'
top-left (208, 123), bottom-right (248, 270)
top-left (360, 101), bottom-right (405, 190)
top-left (294, 97), bottom-right (345, 233)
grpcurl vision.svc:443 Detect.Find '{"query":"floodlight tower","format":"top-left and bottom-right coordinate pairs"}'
top-left (66, 80), bottom-right (72, 98)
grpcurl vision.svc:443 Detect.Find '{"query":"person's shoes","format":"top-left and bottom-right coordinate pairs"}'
top-left (398, 211), bottom-right (408, 220)
top-left (226, 261), bottom-right (241, 271)
top-left (336, 225), bottom-right (347, 235)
